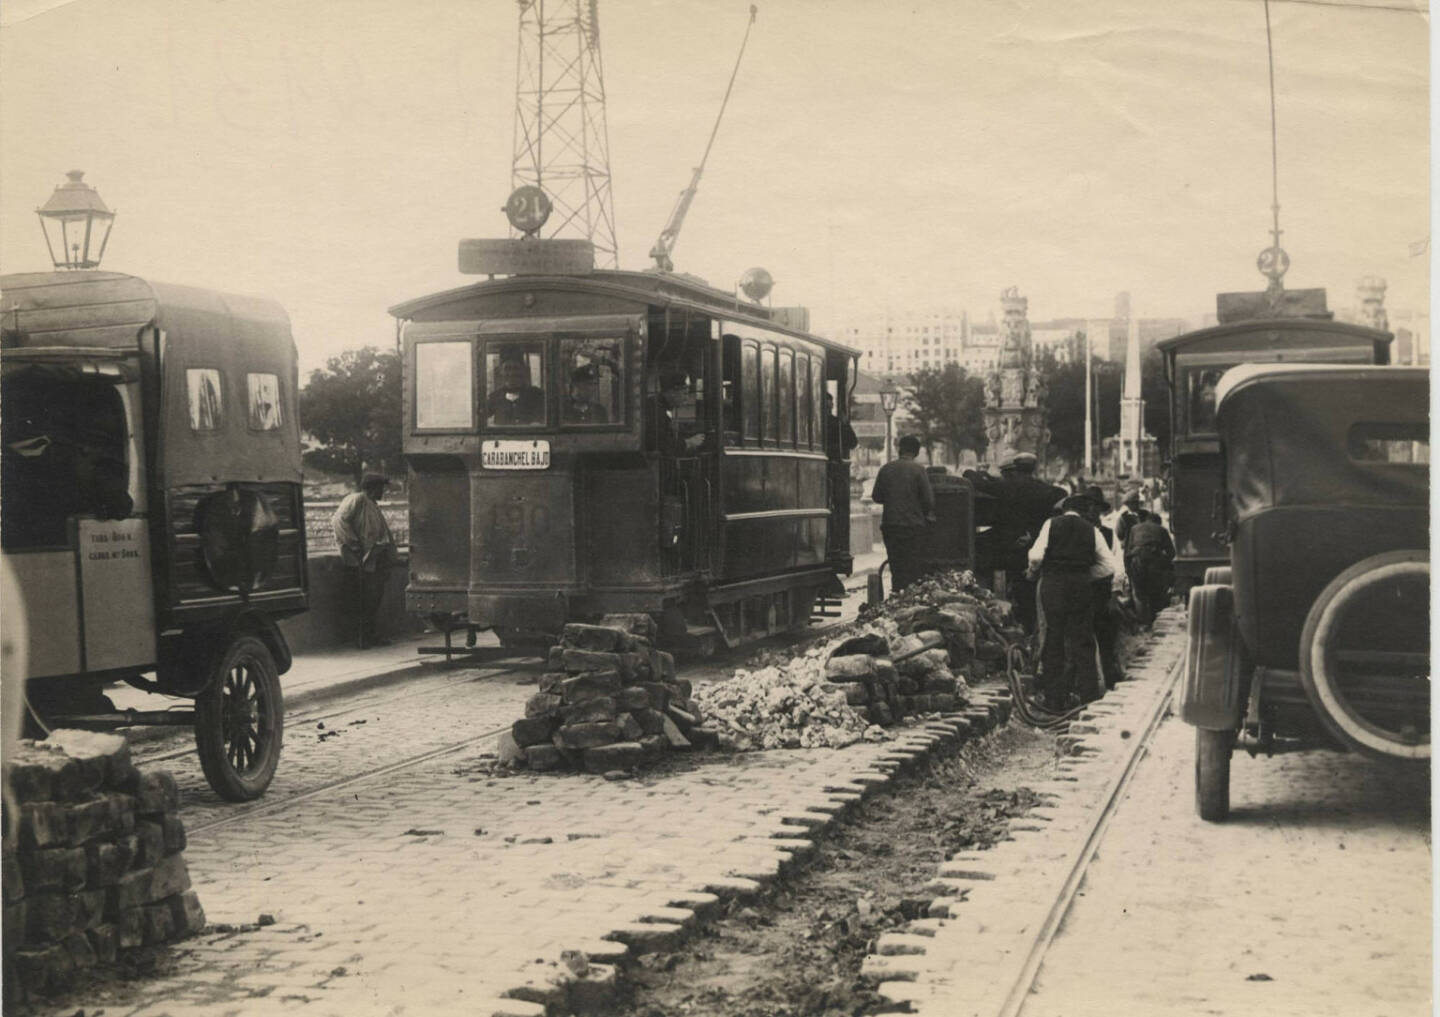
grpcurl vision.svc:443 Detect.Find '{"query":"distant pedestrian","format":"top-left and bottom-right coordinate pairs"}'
top-left (332, 473), bottom-right (397, 649)
top-left (871, 434), bottom-right (936, 593)
top-left (1026, 494), bottom-right (1108, 712)
top-left (1125, 509), bottom-right (1176, 628)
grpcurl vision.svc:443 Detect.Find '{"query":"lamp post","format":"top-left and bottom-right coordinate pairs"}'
top-left (879, 382), bottom-right (900, 462)
top-left (37, 170), bottom-right (115, 270)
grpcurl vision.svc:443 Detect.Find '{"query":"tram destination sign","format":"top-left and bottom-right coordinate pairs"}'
top-left (481, 439), bottom-right (551, 470)
top-left (459, 238), bottom-right (594, 277)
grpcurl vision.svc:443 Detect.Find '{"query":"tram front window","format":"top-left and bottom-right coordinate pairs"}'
top-left (485, 344), bottom-right (547, 427)
top-left (560, 338), bottom-right (623, 426)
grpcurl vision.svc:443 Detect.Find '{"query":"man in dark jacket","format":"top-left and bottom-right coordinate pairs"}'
top-left (871, 434), bottom-right (935, 593)
top-left (1114, 491), bottom-right (1142, 548)
top-left (1125, 510), bottom-right (1176, 628)
top-left (993, 453), bottom-right (1066, 635)
top-left (1026, 494), bottom-right (1108, 711)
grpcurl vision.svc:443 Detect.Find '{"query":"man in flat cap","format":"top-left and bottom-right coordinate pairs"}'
top-left (992, 452), bottom-right (1065, 635)
top-left (332, 472), bottom-right (397, 648)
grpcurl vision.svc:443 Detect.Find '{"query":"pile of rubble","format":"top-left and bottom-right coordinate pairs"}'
top-left (503, 616), bottom-right (720, 774)
top-left (4, 730), bottom-right (204, 1000)
top-left (698, 570), bottom-right (1020, 752)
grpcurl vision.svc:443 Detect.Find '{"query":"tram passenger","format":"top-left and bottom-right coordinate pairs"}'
top-left (332, 472), bottom-right (397, 649)
top-left (1081, 485), bottom-right (1127, 692)
top-left (486, 349), bottom-right (546, 426)
top-left (993, 453), bottom-right (1065, 635)
top-left (870, 434), bottom-right (935, 593)
top-left (563, 364), bottom-right (609, 424)
top-left (1025, 494), bottom-right (1107, 712)
top-left (1125, 509), bottom-right (1176, 629)
top-left (821, 392), bottom-right (858, 458)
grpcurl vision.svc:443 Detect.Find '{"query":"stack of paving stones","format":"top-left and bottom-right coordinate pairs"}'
top-left (2, 730), bottom-right (204, 1001)
top-left (505, 615), bottom-right (720, 774)
top-left (823, 629), bottom-right (966, 727)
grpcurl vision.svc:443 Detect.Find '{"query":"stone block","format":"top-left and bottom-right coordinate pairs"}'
top-left (560, 648), bottom-right (624, 674)
top-left (617, 713), bottom-right (645, 741)
top-left (161, 813), bottom-right (188, 855)
top-left (546, 646), bottom-right (565, 672)
top-left (87, 923), bottom-right (118, 963)
top-left (660, 716), bottom-right (691, 749)
top-left (142, 902), bottom-right (176, 944)
top-left (18, 802), bottom-right (69, 850)
top-left (151, 853), bottom-right (191, 901)
top-left (68, 793), bottom-right (135, 844)
top-left (925, 673), bottom-right (958, 694)
top-left (933, 693), bottom-right (957, 712)
top-left (598, 613), bottom-right (658, 641)
top-left (687, 726), bottom-right (721, 750)
top-left (826, 654), bottom-right (877, 680)
top-left (134, 771), bottom-right (179, 815)
top-left (581, 742), bottom-right (644, 774)
top-left (828, 682), bottom-right (869, 705)
top-left (873, 659), bottom-right (899, 684)
top-left (831, 633), bottom-right (891, 658)
top-left (868, 702), bottom-right (894, 726)
top-left (558, 671), bottom-right (622, 703)
top-left (615, 686), bottom-right (651, 711)
top-left (673, 677), bottom-right (692, 699)
top-left (634, 708), bottom-right (668, 736)
top-left (6, 746), bottom-right (83, 803)
top-left (116, 907), bottom-right (145, 948)
top-left (14, 944), bottom-right (72, 996)
top-left (561, 623), bottom-right (631, 653)
top-left (112, 866), bottom-right (154, 912)
top-left (25, 891), bottom-right (76, 943)
top-left (3, 900), bottom-right (26, 944)
top-left (896, 677), bottom-right (919, 695)
top-left (512, 716), bottom-right (557, 748)
top-left (525, 744), bottom-right (564, 772)
top-left (898, 695), bottom-right (915, 716)
top-left (134, 819), bottom-right (166, 868)
top-left (3, 850), bottom-right (25, 903)
top-left (167, 889), bottom-right (207, 937)
top-left (22, 847), bottom-right (87, 894)
top-left (637, 682), bottom-right (671, 711)
top-left (496, 732), bottom-right (527, 767)
top-left (73, 888), bottom-right (107, 931)
top-left (560, 696), bottom-right (617, 725)
top-left (898, 648), bottom-right (950, 677)
top-left (557, 722), bottom-right (623, 750)
top-left (975, 639), bottom-right (1005, 662)
top-left (666, 705), bottom-right (698, 732)
top-left (638, 734), bottom-right (668, 755)
top-left (62, 930), bottom-right (97, 969)
top-left (524, 693), bottom-right (564, 718)
top-left (617, 651), bottom-right (652, 682)
top-left (648, 648), bottom-right (676, 680)
top-left (44, 730), bottom-right (129, 792)
top-left (83, 838), bottom-right (134, 889)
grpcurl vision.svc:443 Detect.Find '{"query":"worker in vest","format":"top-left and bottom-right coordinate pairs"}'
top-left (1025, 494), bottom-right (1108, 712)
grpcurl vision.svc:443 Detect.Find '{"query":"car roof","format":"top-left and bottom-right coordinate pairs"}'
top-left (1215, 362), bottom-right (1427, 410)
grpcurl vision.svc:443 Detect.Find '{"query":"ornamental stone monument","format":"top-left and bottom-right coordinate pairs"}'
top-left (983, 287), bottom-right (1049, 466)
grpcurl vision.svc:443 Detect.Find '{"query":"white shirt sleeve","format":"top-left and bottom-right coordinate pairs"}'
top-left (1027, 517), bottom-right (1054, 569)
top-left (1090, 526), bottom-right (1124, 580)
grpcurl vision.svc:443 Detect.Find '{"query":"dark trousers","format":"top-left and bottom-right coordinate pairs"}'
top-left (882, 524), bottom-right (930, 594)
top-left (1037, 570), bottom-right (1096, 707)
top-left (1126, 552), bottom-right (1171, 628)
top-left (349, 564), bottom-right (389, 647)
top-left (1092, 577), bottom-right (1122, 690)
top-left (1007, 572), bottom-right (1038, 635)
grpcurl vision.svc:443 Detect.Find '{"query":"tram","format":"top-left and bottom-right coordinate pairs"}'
top-left (389, 269), bottom-right (860, 653)
top-left (1, 271), bottom-right (307, 800)
top-left (1156, 315), bottom-right (1392, 594)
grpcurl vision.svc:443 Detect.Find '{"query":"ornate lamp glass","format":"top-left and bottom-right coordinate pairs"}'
top-left (37, 170), bottom-right (115, 270)
top-left (878, 385), bottom-right (900, 415)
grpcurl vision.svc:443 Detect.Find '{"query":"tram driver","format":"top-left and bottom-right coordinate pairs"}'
top-left (486, 348), bottom-right (546, 426)
top-left (563, 364), bottom-right (609, 424)
top-left (649, 369), bottom-right (707, 456)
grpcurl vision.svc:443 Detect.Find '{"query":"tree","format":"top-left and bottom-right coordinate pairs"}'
top-left (1039, 348), bottom-right (1122, 467)
top-left (902, 364), bottom-right (989, 466)
top-left (1140, 347), bottom-right (1171, 452)
top-left (299, 346), bottom-right (403, 483)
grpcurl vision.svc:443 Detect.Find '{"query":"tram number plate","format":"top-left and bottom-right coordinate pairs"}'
top-left (482, 440), bottom-right (551, 470)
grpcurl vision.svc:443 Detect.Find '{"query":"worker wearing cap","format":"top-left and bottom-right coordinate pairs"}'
top-left (871, 434), bottom-right (936, 593)
top-left (332, 472), bottom-right (397, 649)
top-left (993, 452), bottom-right (1065, 635)
top-left (1025, 493), bottom-right (1108, 712)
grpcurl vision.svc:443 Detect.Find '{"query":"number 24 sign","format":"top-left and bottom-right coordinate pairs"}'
top-left (504, 186), bottom-right (551, 233)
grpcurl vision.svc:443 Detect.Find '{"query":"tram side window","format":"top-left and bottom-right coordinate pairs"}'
top-left (779, 350), bottom-right (796, 447)
top-left (2, 368), bottom-right (133, 549)
top-left (722, 336), bottom-right (742, 442)
top-left (810, 358), bottom-right (824, 448)
top-left (796, 353), bottom-right (812, 449)
top-left (560, 338), bottom-right (623, 426)
top-left (186, 368), bottom-right (223, 431)
top-left (761, 346), bottom-right (778, 443)
top-left (742, 342), bottom-right (760, 441)
top-left (246, 373), bottom-right (284, 431)
top-left (485, 344), bottom-right (547, 427)
top-left (415, 341), bottom-right (474, 430)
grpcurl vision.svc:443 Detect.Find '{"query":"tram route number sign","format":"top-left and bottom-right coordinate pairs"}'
top-left (458, 238), bottom-right (595, 277)
top-left (504, 185), bottom-right (552, 233)
top-left (482, 439), bottom-right (551, 470)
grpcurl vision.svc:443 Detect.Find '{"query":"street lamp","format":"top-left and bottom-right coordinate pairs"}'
top-left (37, 170), bottom-right (115, 270)
top-left (879, 382), bottom-right (900, 461)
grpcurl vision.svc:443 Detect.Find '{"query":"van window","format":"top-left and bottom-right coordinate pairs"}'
top-left (246, 373), bottom-right (283, 431)
top-left (186, 368), bottom-right (223, 431)
top-left (415, 341), bottom-right (474, 430)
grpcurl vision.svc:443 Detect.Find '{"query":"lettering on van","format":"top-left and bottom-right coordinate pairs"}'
top-left (481, 440), bottom-right (551, 470)
top-left (86, 528), bottom-right (143, 561)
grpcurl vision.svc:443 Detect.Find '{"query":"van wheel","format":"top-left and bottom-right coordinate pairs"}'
top-left (1195, 726), bottom-right (1234, 822)
top-left (195, 636), bottom-right (284, 801)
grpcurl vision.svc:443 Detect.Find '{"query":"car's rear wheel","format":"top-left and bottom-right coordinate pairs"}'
top-left (1299, 550), bottom-right (1429, 761)
top-left (1195, 726), bottom-right (1234, 822)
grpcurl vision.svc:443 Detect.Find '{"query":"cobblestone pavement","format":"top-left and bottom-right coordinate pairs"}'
top-left (863, 609), bottom-right (1431, 1017)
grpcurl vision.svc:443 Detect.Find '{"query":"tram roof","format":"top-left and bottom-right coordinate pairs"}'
top-left (1155, 316), bottom-right (1393, 355)
top-left (387, 269), bottom-right (861, 357)
top-left (0, 270), bottom-right (292, 358)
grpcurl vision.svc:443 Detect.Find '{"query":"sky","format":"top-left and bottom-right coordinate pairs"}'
top-left (1, 0), bottom-right (1429, 373)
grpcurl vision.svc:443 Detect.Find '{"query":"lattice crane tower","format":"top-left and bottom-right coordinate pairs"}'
top-left (511, 0), bottom-right (619, 266)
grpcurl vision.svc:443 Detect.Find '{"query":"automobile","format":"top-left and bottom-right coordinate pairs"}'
top-left (1, 270), bottom-right (307, 801)
top-left (1179, 363), bottom-right (1428, 820)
